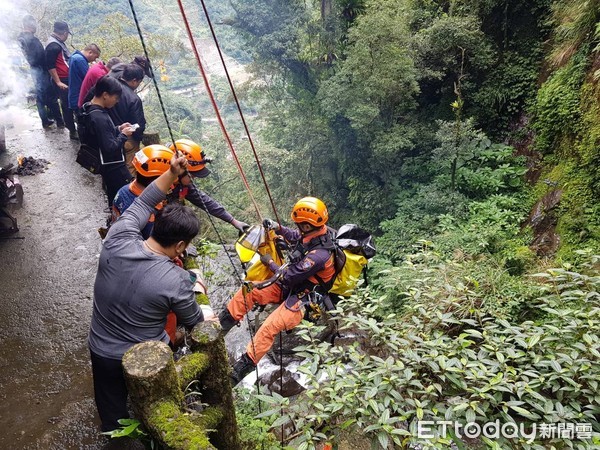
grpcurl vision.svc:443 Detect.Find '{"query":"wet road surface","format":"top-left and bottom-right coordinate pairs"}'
top-left (0, 108), bottom-right (245, 449)
top-left (0, 107), bottom-right (279, 449)
top-left (0, 109), bottom-right (116, 449)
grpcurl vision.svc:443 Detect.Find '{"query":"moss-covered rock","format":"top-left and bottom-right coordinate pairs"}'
top-left (189, 406), bottom-right (225, 430)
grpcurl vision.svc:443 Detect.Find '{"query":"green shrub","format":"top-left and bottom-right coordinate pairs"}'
top-left (530, 52), bottom-right (587, 153)
top-left (255, 252), bottom-right (600, 449)
top-left (503, 245), bottom-right (537, 276)
top-left (235, 388), bottom-right (280, 450)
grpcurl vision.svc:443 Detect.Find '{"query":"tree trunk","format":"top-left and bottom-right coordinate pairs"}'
top-left (321, 0), bottom-right (332, 22)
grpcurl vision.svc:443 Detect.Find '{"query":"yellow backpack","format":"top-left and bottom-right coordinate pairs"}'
top-left (314, 224), bottom-right (376, 298)
top-left (242, 228), bottom-right (285, 282)
top-left (329, 250), bottom-right (369, 297)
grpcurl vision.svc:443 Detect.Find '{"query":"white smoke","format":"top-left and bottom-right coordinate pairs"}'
top-left (0, 0), bottom-right (48, 134)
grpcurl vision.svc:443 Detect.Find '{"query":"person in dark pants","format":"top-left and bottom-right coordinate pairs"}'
top-left (89, 352), bottom-right (128, 431)
top-left (45, 21), bottom-right (78, 140)
top-left (17, 15), bottom-right (62, 129)
top-left (78, 76), bottom-right (134, 207)
top-left (88, 153), bottom-right (207, 431)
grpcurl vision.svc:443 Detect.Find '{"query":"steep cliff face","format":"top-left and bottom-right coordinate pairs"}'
top-left (532, 60), bottom-right (600, 259)
top-left (524, 10), bottom-right (600, 260)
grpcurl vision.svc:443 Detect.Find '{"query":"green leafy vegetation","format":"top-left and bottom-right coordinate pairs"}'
top-left (32, 0), bottom-right (600, 446)
top-left (102, 418), bottom-right (156, 449)
top-left (234, 389), bottom-right (280, 450)
top-left (261, 252), bottom-right (600, 449)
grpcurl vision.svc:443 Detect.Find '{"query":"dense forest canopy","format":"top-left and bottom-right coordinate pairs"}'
top-left (9, 0), bottom-right (600, 448)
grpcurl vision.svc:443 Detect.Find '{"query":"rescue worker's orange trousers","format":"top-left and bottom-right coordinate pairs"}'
top-left (227, 283), bottom-right (304, 365)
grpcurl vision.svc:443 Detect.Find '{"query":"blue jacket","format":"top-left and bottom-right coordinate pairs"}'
top-left (68, 51), bottom-right (89, 109)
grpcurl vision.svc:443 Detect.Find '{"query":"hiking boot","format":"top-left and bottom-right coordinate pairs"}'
top-left (56, 122), bottom-right (65, 129)
top-left (42, 120), bottom-right (55, 129)
top-left (231, 353), bottom-right (256, 385)
top-left (219, 308), bottom-right (239, 334)
top-left (69, 130), bottom-right (80, 141)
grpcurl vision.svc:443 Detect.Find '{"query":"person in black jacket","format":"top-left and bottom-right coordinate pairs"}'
top-left (107, 64), bottom-right (146, 176)
top-left (79, 76), bottom-right (134, 207)
top-left (109, 55), bottom-right (151, 81)
top-left (17, 15), bottom-right (62, 129)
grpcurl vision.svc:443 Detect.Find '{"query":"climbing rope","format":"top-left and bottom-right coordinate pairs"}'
top-left (128, 2), bottom-right (279, 423)
top-left (173, 0), bottom-right (273, 392)
top-left (127, 0), bottom-right (177, 147)
top-left (127, 0), bottom-right (246, 287)
top-left (197, 0), bottom-right (282, 226)
top-left (126, 5), bottom-right (264, 417)
top-left (278, 331), bottom-right (284, 447)
top-left (175, 0), bottom-right (264, 223)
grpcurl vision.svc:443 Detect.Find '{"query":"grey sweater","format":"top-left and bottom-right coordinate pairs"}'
top-left (88, 182), bottom-right (203, 360)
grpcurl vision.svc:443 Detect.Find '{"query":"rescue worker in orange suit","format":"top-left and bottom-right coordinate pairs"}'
top-left (220, 197), bottom-right (336, 383)
top-left (112, 139), bottom-right (249, 236)
top-left (167, 139), bottom-right (249, 233)
top-left (112, 145), bottom-right (175, 238)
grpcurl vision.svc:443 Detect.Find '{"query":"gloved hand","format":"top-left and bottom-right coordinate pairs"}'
top-left (231, 219), bottom-right (250, 233)
top-left (260, 253), bottom-right (273, 266)
top-left (262, 218), bottom-right (280, 231)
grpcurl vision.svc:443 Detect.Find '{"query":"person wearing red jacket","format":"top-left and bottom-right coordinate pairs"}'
top-left (78, 57), bottom-right (121, 108)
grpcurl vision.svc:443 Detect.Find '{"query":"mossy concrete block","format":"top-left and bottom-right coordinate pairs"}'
top-left (189, 405), bottom-right (225, 430)
top-left (190, 322), bottom-right (241, 449)
top-left (191, 321), bottom-right (221, 347)
top-left (176, 352), bottom-right (210, 388)
top-left (147, 400), bottom-right (215, 450)
top-left (122, 341), bottom-right (183, 418)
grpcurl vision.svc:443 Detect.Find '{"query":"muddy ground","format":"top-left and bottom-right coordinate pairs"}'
top-left (0, 107), bottom-right (256, 449)
top-left (0, 109), bottom-right (139, 449)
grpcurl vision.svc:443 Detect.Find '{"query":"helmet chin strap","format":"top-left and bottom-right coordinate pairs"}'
top-left (298, 223), bottom-right (322, 237)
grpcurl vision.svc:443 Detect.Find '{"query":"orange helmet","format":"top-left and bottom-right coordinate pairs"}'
top-left (169, 139), bottom-right (211, 178)
top-left (291, 197), bottom-right (328, 227)
top-left (132, 145), bottom-right (174, 177)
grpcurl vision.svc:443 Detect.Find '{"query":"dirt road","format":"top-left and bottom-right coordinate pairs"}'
top-left (0, 109), bottom-right (117, 449)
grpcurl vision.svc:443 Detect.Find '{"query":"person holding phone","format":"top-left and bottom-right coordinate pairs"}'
top-left (79, 75), bottom-right (134, 207)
